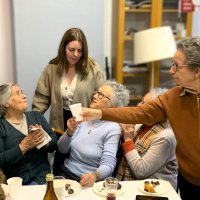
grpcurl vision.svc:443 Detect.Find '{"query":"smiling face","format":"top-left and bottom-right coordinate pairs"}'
top-left (7, 85), bottom-right (27, 114)
top-left (65, 40), bottom-right (83, 67)
top-left (169, 50), bottom-right (200, 90)
top-left (90, 85), bottom-right (113, 109)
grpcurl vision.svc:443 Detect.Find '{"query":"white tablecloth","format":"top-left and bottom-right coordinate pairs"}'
top-left (2, 180), bottom-right (182, 200)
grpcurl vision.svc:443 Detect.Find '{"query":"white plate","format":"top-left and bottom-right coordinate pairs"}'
top-left (137, 179), bottom-right (169, 195)
top-left (92, 181), bottom-right (125, 197)
top-left (62, 179), bottom-right (81, 197)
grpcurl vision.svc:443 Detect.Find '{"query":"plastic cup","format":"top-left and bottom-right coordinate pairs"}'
top-left (54, 176), bottom-right (65, 180)
top-left (53, 178), bottom-right (65, 200)
top-left (69, 103), bottom-right (83, 121)
top-left (7, 177), bottom-right (23, 199)
top-left (29, 126), bottom-right (52, 149)
top-left (105, 177), bottom-right (118, 200)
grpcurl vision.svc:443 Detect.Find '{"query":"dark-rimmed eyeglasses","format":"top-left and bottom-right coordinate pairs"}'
top-left (93, 91), bottom-right (111, 101)
top-left (171, 61), bottom-right (187, 72)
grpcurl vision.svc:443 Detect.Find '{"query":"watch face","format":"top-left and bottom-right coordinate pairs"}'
top-left (135, 195), bottom-right (168, 200)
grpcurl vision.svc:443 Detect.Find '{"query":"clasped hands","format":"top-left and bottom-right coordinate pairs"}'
top-left (19, 124), bottom-right (46, 153)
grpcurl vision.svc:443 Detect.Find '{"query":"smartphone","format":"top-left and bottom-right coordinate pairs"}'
top-left (136, 195), bottom-right (168, 200)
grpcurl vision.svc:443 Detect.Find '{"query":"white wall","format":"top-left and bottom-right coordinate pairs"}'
top-left (0, 0), bottom-right (15, 84)
top-left (12, 0), bottom-right (111, 110)
top-left (192, 11), bottom-right (200, 36)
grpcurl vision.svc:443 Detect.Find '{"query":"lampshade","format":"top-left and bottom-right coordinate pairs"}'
top-left (133, 26), bottom-right (177, 65)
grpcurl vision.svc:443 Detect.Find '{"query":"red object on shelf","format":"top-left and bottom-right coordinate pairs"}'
top-left (181, 0), bottom-right (194, 12)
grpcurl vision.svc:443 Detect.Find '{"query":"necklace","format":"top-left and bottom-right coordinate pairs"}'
top-left (88, 120), bottom-right (104, 134)
top-left (6, 114), bottom-right (26, 131)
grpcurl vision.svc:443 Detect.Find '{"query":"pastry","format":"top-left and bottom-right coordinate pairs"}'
top-left (144, 181), bottom-right (156, 193)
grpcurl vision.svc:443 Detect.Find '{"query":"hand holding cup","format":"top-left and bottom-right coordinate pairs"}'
top-left (69, 103), bottom-right (83, 122)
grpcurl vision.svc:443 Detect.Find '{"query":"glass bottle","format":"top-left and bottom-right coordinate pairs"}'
top-left (43, 173), bottom-right (58, 200)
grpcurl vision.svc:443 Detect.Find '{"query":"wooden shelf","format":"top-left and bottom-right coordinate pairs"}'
top-left (124, 35), bottom-right (134, 41)
top-left (115, 0), bottom-right (192, 97)
top-left (125, 7), bottom-right (151, 12)
top-left (123, 72), bottom-right (147, 78)
top-left (162, 9), bottom-right (178, 12)
top-left (130, 95), bottom-right (143, 101)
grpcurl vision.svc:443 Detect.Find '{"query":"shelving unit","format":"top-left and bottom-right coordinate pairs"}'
top-left (114, 0), bottom-right (193, 104)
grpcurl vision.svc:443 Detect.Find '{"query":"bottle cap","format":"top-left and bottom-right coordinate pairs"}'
top-left (46, 173), bottom-right (54, 181)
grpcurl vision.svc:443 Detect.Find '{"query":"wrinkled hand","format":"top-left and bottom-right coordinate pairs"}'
top-left (81, 108), bottom-right (102, 121)
top-left (67, 118), bottom-right (80, 136)
top-left (19, 126), bottom-right (45, 154)
top-left (120, 123), bottom-right (135, 141)
top-left (80, 173), bottom-right (97, 187)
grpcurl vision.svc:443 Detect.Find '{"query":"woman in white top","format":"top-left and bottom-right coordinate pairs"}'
top-left (32, 28), bottom-right (105, 131)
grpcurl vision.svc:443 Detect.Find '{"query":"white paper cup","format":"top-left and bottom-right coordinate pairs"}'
top-left (69, 103), bottom-right (83, 121)
top-left (7, 177), bottom-right (23, 199)
top-left (53, 179), bottom-right (65, 200)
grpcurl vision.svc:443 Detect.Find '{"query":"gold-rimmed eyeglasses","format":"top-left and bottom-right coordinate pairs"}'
top-left (171, 61), bottom-right (187, 72)
top-left (93, 91), bottom-right (111, 101)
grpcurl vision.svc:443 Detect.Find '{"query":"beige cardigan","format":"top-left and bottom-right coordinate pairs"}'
top-left (32, 61), bottom-right (105, 131)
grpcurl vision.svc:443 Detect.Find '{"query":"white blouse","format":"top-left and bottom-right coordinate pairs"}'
top-left (60, 73), bottom-right (78, 110)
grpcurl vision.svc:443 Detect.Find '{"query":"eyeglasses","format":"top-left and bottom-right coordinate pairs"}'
top-left (171, 61), bottom-right (187, 72)
top-left (93, 91), bottom-right (111, 101)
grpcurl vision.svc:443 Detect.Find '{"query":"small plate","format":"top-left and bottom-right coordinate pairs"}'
top-left (92, 181), bottom-right (125, 197)
top-left (137, 179), bottom-right (169, 195)
top-left (62, 179), bottom-right (81, 197)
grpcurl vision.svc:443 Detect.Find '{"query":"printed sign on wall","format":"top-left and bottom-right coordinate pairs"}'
top-left (181, 0), bottom-right (194, 12)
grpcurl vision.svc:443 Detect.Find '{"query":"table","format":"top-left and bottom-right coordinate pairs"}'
top-left (2, 180), bottom-right (182, 200)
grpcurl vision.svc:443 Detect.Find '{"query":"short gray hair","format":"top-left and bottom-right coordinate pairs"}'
top-left (149, 87), bottom-right (168, 100)
top-left (102, 80), bottom-right (129, 107)
top-left (0, 83), bottom-right (13, 116)
top-left (177, 37), bottom-right (200, 71)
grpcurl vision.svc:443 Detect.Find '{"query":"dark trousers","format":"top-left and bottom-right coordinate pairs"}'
top-left (56, 165), bottom-right (80, 182)
top-left (63, 109), bottom-right (72, 131)
top-left (178, 171), bottom-right (200, 200)
top-left (53, 109), bottom-right (72, 175)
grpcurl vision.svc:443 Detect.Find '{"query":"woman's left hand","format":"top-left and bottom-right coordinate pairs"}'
top-left (79, 173), bottom-right (97, 187)
top-left (120, 123), bottom-right (135, 141)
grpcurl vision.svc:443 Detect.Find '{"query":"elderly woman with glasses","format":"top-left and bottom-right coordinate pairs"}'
top-left (82, 37), bottom-right (200, 199)
top-left (0, 83), bottom-right (57, 185)
top-left (57, 80), bottom-right (129, 187)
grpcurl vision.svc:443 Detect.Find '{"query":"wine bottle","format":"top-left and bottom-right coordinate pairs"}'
top-left (43, 173), bottom-right (58, 200)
